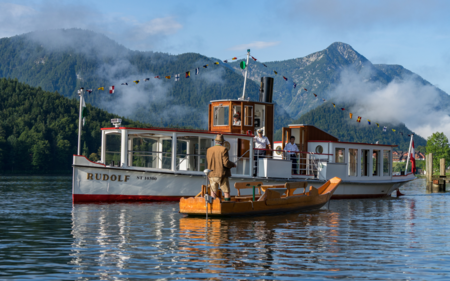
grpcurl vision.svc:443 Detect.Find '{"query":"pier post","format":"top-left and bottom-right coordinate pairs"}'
top-left (440, 158), bottom-right (446, 176)
top-left (440, 158), bottom-right (446, 191)
top-left (426, 153), bottom-right (433, 191)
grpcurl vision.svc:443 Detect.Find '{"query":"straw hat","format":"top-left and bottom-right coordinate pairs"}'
top-left (215, 134), bottom-right (224, 142)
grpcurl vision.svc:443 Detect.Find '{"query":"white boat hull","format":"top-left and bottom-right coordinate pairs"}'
top-left (73, 164), bottom-right (415, 203)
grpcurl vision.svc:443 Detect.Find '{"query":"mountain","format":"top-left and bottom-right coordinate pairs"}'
top-left (230, 42), bottom-right (450, 120)
top-left (288, 102), bottom-right (426, 151)
top-left (0, 78), bottom-right (146, 173)
top-left (0, 29), bottom-right (291, 130)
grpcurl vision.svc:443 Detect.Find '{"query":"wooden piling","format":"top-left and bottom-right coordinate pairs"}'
top-left (426, 153), bottom-right (433, 191)
top-left (440, 158), bottom-right (446, 176)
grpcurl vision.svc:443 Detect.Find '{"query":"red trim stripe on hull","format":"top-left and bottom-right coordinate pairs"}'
top-left (73, 194), bottom-right (184, 203)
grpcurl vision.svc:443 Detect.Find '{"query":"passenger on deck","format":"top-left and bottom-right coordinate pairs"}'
top-left (206, 134), bottom-right (236, 201)
top-left (233, 114), bottom-right (241, 126)
top-left (284, 136), bottom-right (299, 175)
top-left (253, 129), bottom-right (272, 176)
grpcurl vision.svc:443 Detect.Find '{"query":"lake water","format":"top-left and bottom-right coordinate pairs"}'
top-left (0, 176), bottom-right (449, 280)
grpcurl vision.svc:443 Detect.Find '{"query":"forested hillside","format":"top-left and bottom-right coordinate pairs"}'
top-left (288, 102), bottom-right (426, 151)
top-left (0, 78), bottom-right (146, 173)
top-left (0, 29), bottom-right (291, 129)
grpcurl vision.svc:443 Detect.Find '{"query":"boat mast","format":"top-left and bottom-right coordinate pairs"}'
top-left (404, 134), bottom-right (413, 173)
top-left (240, 49), bottom-right (251, 100)
top-left (77, 88), bottom-right (84, 155)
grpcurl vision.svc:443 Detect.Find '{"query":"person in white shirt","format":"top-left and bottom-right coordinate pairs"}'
top-left (284, 136), bottom-right (299, 175)
top-left (253, 129), bottom-right (272, 176)
top-left (233, 114), bottom-right (241, 126)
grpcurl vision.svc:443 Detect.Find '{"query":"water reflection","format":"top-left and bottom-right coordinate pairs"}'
top-left (2, 177), bottom-right (450, 279)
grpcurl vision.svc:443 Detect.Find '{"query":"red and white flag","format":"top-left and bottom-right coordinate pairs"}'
top-left (410, 139), bottom-right (416, 173)
top-left (109, 86), bottom-right (114, 94)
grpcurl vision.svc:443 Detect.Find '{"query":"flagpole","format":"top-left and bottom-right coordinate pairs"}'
top-left (77, 88), bottom-right (84, 155)
top-left (240, 49), bottom-right (250, 100)
top-left (405, 134), bottom-right (413, 173)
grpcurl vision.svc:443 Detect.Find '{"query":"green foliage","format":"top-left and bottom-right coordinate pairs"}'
top-left (0, 78), bottom-right (147, 173)
top-left (426, 132), bottom-right (450, 173)
top-left (287, 102), bottom-right (427, 150)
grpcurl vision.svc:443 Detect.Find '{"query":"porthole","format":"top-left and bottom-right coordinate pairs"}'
top-left (315, 145), bottom-right (323, 154)
top-left (275, 146), bottom-right (282, 155)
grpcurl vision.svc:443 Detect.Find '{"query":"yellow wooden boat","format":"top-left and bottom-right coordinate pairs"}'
top-left (179, 177), bottom-right (342, 217)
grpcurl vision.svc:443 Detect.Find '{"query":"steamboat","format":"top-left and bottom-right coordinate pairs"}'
top-left (72, 51), bottom-right (415, 203)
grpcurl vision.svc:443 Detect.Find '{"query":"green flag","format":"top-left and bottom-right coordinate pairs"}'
top-left (240, 61), bottom-right (246, 69)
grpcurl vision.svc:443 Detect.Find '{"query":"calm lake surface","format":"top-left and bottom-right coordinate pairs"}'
top-left (0, 176), bottom-right (449, 280)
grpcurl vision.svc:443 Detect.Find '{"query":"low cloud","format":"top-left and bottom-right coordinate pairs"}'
top-left (330, 67), bottom-right (450, 139)
top-left (229, 41), bottom-right (280, 51)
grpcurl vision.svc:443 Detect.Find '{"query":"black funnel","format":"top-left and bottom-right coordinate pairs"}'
top-left (260, 77), bottom-right (274, 103)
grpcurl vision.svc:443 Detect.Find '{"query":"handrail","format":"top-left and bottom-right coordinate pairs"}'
top-left (254, 148), bottom-right (333, 156)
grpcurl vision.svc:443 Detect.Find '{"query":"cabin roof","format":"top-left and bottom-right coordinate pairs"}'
top-left (101, 127), bottom-right (254, 138)
top-left (287, 124), bottom-right (339, 140)
top-left (308, 140), bottom-right (398, 147)
top-left (210, 99), bottom-right (273, 105)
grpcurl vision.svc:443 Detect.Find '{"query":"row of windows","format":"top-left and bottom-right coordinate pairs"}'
top-left (335, 147), bottom-right (391, 177)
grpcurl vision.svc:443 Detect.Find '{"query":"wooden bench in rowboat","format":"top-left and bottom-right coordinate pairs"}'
top-left (179, 177), bottom-right (342, 217)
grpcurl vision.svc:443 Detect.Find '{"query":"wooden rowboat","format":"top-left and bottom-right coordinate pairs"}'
top-left (179, 177), bottom-right (342, 217)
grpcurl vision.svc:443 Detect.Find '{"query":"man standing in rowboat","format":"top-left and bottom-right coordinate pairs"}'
top-left (206, 134), bottom-right (236, 201)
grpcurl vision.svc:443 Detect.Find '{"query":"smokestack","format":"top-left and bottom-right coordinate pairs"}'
top-left (260, 77), bottom-right (274, 103)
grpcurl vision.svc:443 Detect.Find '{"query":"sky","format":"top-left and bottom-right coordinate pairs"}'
top-left (1, 0), bottom-right (449, 95)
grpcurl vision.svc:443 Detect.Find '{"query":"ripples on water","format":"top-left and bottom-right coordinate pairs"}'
top-left (1, 176), bottom-right (450, 280)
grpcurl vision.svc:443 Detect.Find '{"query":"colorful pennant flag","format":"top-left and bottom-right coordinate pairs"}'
top-left (349, 113), bottom-right (353, 119)
top-left (154, 76), bottom-right (160, 79)
top-left (357, 116), bottom-right (361, 123)
top-left (195, 68), bottom-right (199, 75)
top-left (251, 56), bottom-right (257, 61)
top-left (133, 80), bottom-right (140, 84)
top-left (109, 86), bottom-right (114, 94)
top-left (186, 71), bottom-right (190, 78)
top-left (262, 64), bottom-right (267, 67)
top-left (313, 93), bottom-right (317, 97)
top-left (376, 123), bottom-right (379, 127)
top-left (98, 87), bottom-right (104, 91)
top-left (392, 129), bottom-right (396, 132)
top-left (175, 74), bottom-right (180, 81)
top-left (232, 57), bottom-right (237, 60)
top-left (240, 61), bottom-right (246, 69)
top-left (283, 76), bottom-right (288, 81)
top-left (121, 83), bottom-right (128, 86)
top-left (165, 76), bottom-right (171, 79)
top-left (293, 83), bottom-right (296, 89)
top-left (203, 65), bottom-right (208, 68)
top-left (274, 70), bottom-right (278, 75)
top-left (383, 126), bottom-right (387, 132)
top-left (322, 98), bottom-right (326, 102)
top-left (86, 89), bottom-right (93, 94)
top-left (368, 120), bottom-right (371, 125)
top-left (304, 88), bottom-right (307, 91)
top-left (341, 108), bottom-right (345, 111)
top-left (214, 62), bottom-right (219, 65)
top-left (332, 103), bottom-right (336, 108)
top-left (224, 60), bottom-right (228, 63)
top-left (144, 78), bottom-right (150, 81)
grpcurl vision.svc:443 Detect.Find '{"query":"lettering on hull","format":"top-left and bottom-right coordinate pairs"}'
top-left (87, 173), bottom-right (130, 182)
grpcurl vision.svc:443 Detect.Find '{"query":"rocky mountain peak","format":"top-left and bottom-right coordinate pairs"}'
top-left (325, 42), bottom-right (367, 63)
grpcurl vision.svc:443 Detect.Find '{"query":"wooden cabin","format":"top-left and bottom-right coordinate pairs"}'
top-left (281, 125), bottom-right (338, 152)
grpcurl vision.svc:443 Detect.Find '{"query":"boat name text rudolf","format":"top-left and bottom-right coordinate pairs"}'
top-left (86, 173), bottom-right (130, 182)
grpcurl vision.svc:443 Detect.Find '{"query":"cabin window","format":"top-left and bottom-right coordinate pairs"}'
top-left (335, 148), bottom-right (345, 163)
top-left (315, 145), bottom-right (323, 154)
top-left (105, 134), bottom-right (121, 166)
top-left (213, 106), bottom-right (229, 126)
top-left (361, 149), bottom-right (370, 176)
top-left (244, 106), bottom-right (253, 126)
top-left (199, 138), bottom-right (213, 171)
top-left (348, 149), bottom-right (358, 176)
top-left (176, 136), bottom-right (201, 172)
top-left (373, 150), bottom-right (380, 176)
top-left (232, 106), bottom-right (242, 126)
top-left (130, 137), bottom-right (159, 168)
top-left (129, 136), bottom-right (172, 169)
top-left (383, 150), bottom-right (390, 176)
